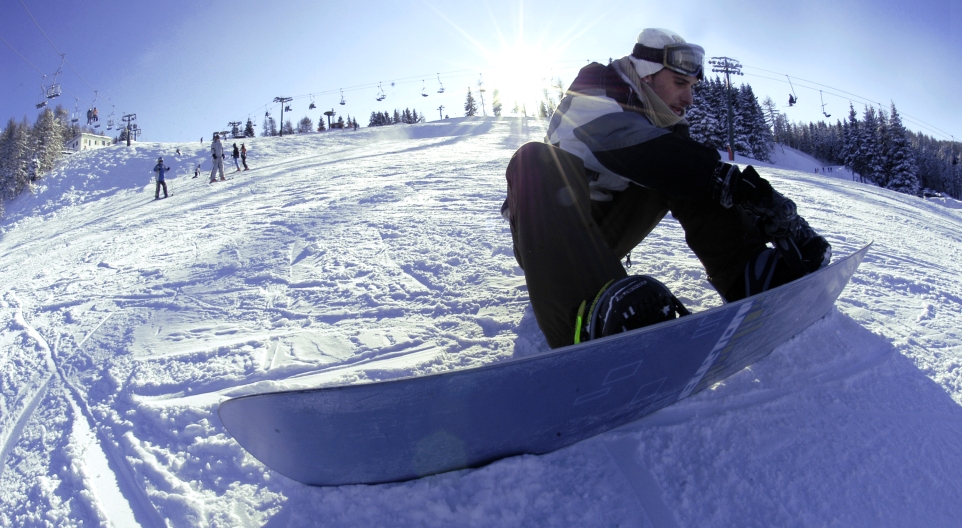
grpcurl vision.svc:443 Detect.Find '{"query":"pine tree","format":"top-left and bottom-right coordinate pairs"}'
top-left (760, 97), bottom-right (781, 144)
top-left (492, 88), bottom-right (502, 117)
top-left (686, 78), bottom-right (714, 146)
top-left (871, 107), bottom-right (890, 186)
top-left (884, 103), bottom-right (920, 195)
top-left (464, 88), bottom-right (478, 116)
top-left (298, 116), bottom-right (313, 133)
top-left (244, 119), bottom-right (256, 138)
top-left (856, 106), bottom-right (880, 183)
top-left (336, 116), bottom-right (344, 128)
top-left (282, 119), bottom-right (294, 135)
top-left (0, 118), bottom-right (33, 198)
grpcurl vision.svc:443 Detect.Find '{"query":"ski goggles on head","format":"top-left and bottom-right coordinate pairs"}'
top-left (631, 43), bottom-right (705, 79)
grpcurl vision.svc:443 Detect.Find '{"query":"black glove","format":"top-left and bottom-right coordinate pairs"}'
top-left (713, 163), bottom-right (831, 273)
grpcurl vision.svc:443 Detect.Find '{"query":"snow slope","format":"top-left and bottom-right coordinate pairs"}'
top-left (2, 117), bottom-right (962, 527)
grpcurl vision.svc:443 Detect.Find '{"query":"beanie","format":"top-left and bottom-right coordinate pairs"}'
top-left (627, 28), bottom-right (689, 79)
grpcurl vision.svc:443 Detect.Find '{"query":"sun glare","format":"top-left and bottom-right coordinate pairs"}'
top-left (489, 41), bottom-right (561, 113)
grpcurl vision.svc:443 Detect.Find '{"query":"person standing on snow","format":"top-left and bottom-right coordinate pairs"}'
top-left (209, 134), bottom-right (226, 182)
top-left (153, 157), bottom-right (170, 199)
top-left (501, 28), bottom-right (832, 349)
top-left (240, 143), bottom-right (249, 170)
top-left (232, 143), bottom-right (242, 172)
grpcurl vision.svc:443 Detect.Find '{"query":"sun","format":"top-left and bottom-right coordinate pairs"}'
top-left (488, 41), bottom-right (561, 113)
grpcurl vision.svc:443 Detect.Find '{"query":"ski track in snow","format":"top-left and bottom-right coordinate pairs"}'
top-left (1, 117), bottom-right (961, 526)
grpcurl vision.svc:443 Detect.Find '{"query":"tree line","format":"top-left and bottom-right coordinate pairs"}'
top-left (368, 108), bottom-right (425, 127)
top-left (771, 103), bottom-right (960, 197)
top-left (0, 105), bottom-right (91, 216)
top-left (260, 114), bottom-right (359, 136)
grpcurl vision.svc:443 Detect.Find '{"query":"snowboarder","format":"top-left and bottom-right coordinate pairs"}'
top-left (153, 157), bottom-right (170, 199)
top-left (502, 28), bottom-right (832, 349)
top-left (209, 134), bottom-right (226, 182)
top-left (232, 143), bottom-right (241, 172)
top-left (193, 164), bottom-right (200, 179)
top-left (176, 148), bottom-right (182, 156)
top-left (240, 143), bottom-right (249, 170)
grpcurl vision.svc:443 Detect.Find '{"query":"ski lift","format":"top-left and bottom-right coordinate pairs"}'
top-left (36, 77), bottom-right (49, 108)
top-left (421, 80), bottom-right (428, 97)
top-left (309, 95), bottom-right (316, 110)
top-left (285, 105), bottom-right (292, 112)
top-left (265, 110), bottom-right (271, 117)
top-left (339, 88), bottom-right (346, 105)
top-left (70, 98), bottom-right (80, 123)
top-left (820, 90), bottom-right (831, 118)
top-left (45, 55), bottom-right (65, 99)
top-left (37, 81), bottom-right (47, 109)
top-left (786, 75), bottom-right (798, 107)
top-left (376, 82), bottom-right (386, 101)
top-left (107, 105), bottom-right (116, 130)
top-left (437, 73), bottom-right (445, 94)
top-left (87, 91), bottom-right (100, 126)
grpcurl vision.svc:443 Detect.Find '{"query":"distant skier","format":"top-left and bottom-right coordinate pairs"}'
top-left (153, 157), bottom-right (170, 199)
top-left (232, 143), bottom-right (241, 172)
top-left (176, 148), bottom-right (182, 156)
top-left (502, 27), bottom-right (831, 349)
top-left (209, 134), bottom-right (226, 182)
top-left (193, 164), bottom-right (200, 179)
top-left (240, 143), bottom-right (249, 170)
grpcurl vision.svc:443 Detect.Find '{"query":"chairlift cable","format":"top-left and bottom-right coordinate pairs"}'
top-left (741, 65), bottom-right (956, 141)
top-left (18, 0), bottom-right (98, 97)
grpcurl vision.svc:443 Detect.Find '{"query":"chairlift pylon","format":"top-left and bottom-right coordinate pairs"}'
top-left (820, 90), bottom-right (831, 118)
top-left (786, 75), bottom-right (798, 107)
top-left (339, 88), bottom-right (346, 105)
top-left (437, 73), bottom-right (445, 94)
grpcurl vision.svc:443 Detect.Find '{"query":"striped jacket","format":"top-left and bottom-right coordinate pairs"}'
top-left (545, 62), bottom-right (721, 203)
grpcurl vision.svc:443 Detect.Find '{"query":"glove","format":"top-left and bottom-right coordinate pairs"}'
top-left (712, 163), bottom-right (831, 273)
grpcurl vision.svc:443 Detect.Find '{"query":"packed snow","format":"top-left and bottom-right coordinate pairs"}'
top-left (2, 117), bottom-right (961, 527)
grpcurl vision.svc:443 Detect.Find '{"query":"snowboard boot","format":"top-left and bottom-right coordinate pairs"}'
top-left (785, 215), bottom-right (832, 272)
top-left (575, 275), bottom-right (690, 344)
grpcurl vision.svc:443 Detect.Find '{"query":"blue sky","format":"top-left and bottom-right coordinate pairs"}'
top-left (2, 0), bottom-right (959, 143)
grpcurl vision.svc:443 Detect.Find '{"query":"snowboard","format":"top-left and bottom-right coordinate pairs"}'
top-left (219, 244), bottom-right (870, 486)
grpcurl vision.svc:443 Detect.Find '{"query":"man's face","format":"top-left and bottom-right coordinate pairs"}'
top-left (645, 69), bottom-right (698, 116)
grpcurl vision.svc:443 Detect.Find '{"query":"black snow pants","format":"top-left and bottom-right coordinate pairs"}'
top-left (155, 180), bottom-right (168, 198)
top-left (504, 142), bottom-right (768, 349)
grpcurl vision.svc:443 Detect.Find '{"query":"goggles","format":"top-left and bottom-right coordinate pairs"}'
top-left (631, 42), bottom-right (705, 79)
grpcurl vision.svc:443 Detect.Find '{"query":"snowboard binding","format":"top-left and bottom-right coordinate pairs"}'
top-left (575, 275), bottom-right (690, 344)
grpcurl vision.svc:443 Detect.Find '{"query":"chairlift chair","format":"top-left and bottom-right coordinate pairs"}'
top-left (820, 90), bottom-right (831, 118)
top-left (376, 82), bottom-right (386, 101)
top-left (786, 75), bottom-right (798, 107)
top-left (45, 55), bottom-right (65, 99)
top-left (71, 99), bottom-right (80, 123)
top-left (309, 95), bottom-right (316, 110)
top-left (437, 73), bottom-right (445, 94)
top-left (36, 77), bottom-right (49, 108)
top-left (339, 89), bottom-right (346, 105)
top-left (421, 80), bottom-right (428, 97)
top-left (285, 105), bottom-right (292, 112)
